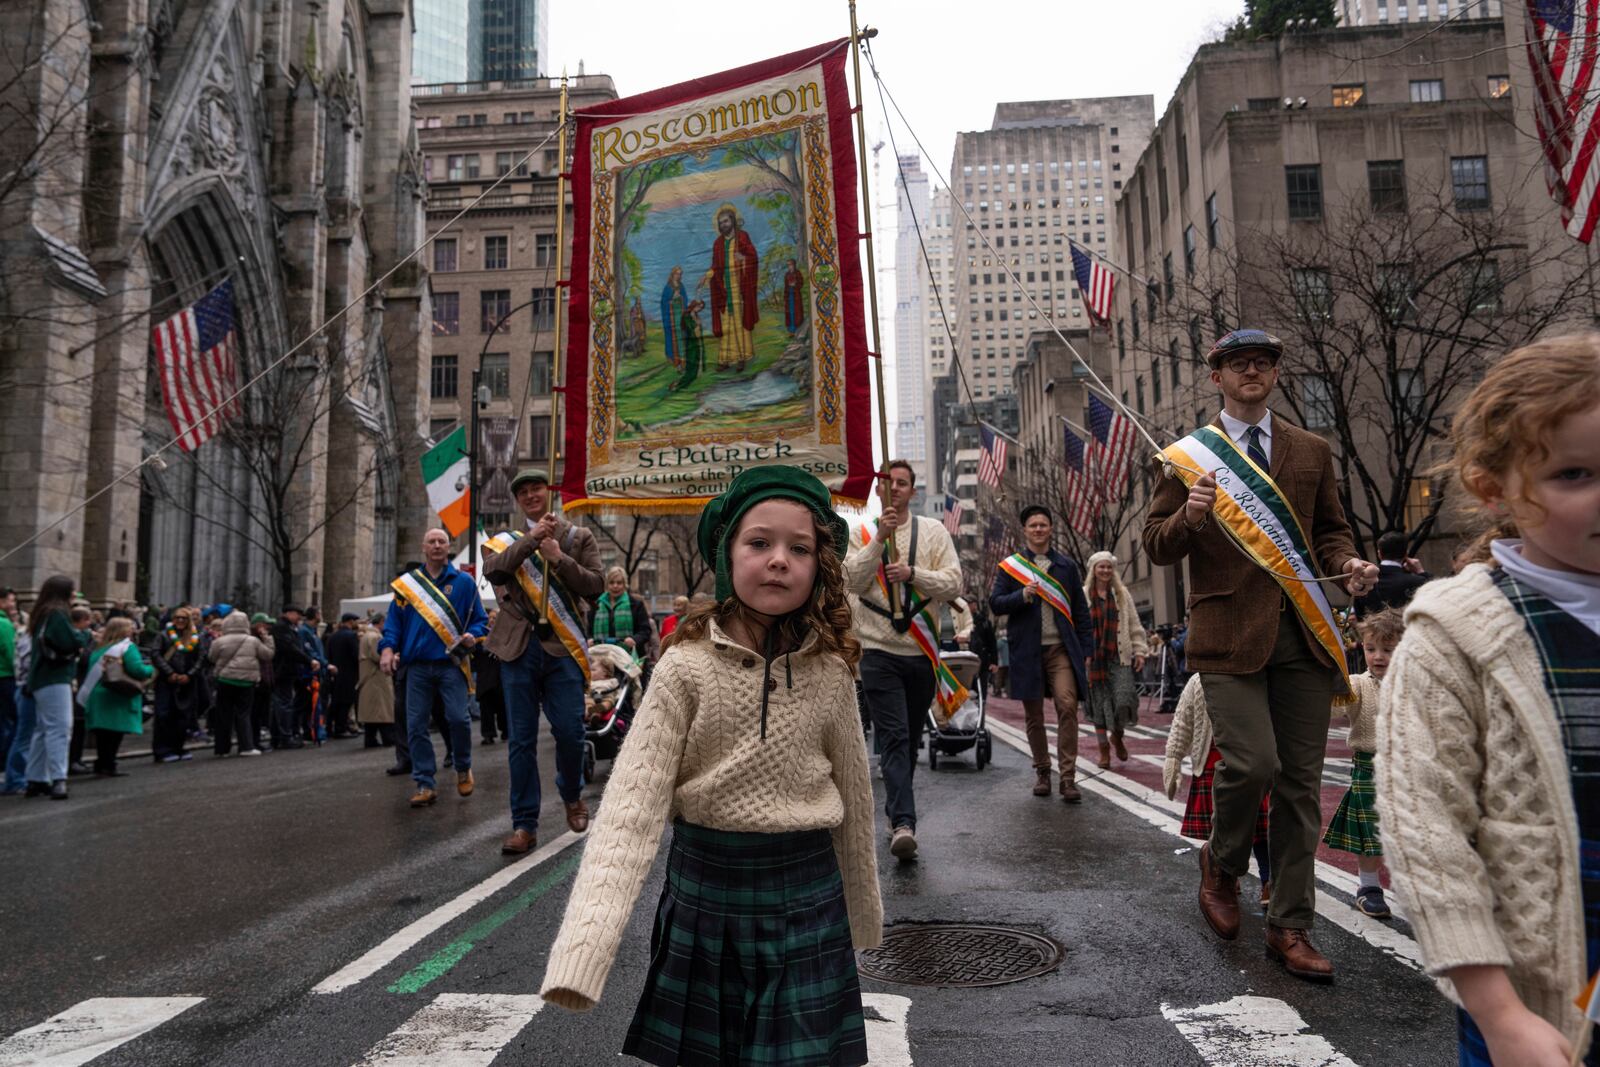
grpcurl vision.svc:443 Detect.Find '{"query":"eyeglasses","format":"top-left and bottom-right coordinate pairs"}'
top-left (1221, 355), bottom-right (1279, 374)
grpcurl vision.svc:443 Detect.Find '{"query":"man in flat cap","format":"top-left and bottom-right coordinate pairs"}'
top-left (482, 469), bottom-right (604, 856)
top-left (1143, 329), bottom-right (1377, 982)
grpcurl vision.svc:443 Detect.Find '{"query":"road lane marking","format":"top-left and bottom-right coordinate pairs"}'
top-left (0, 997), bottom-right (204, 1067)
top-left (351, 993), bottom-right (543, 1066)
top-left (388, 853), bottom-right (582, 993)
top-left (1162, 995), bottom-right (1359, 1066)
top-left (862, 992), bottom-right (914, 1066)
top-left (986, 719), bottom-right (1424, 971)
top-left (314, 831), bottom-right (583, 994)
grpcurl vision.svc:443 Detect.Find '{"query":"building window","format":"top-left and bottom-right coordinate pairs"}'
top-left (1188, 316), bottom-right (1203, 361)
top-left (1368, 160), bottom-right (1406, 213)
top-left (535, 233), bottom-right (557, 268)
top-left (1285, 165), bottom-right (1322, 220)
top-left (481, 353), bottom-right (510, 398)
top-left (1378, 262), bottom-right (1414, 321)
top-left (1410, 79), bottom-right (1445, 103)
top-left (1177, 129), bottom-right (1190, 191)
top-left (1152, 357), bottom-right (1163, 404)
top-left (1146, 280), bottom-right (1160, 321)
top-left (496, 151), bottom-right (514, 176)
top-left (1292, 267), bottom-right (1333, 320)
top-left (1163, 252), bottom-right (1175, 301)
top-left (484, 235), bottom-right (509, 270)
top-left (429, 417), bottom-right (455, 440)
top-left (1396, 368), bottom-right (1423, 418)
top-left (1488, 75), bottom-right (1511, 99)
top-left (1302, 375), bottom-right (1336, 428)
top-left (432, 292), bottom-right (459, 336)
top-left (530, 350), bottom-right (553, 395)
top-left (446, 154), bottom-right (466, 181)
top-left (1206, 193), bottom-right (1219, 247)
top-left (1332, 84), bottom-right (1366, 107)
top-left (1460, 258), bottom-right (1501, 313)
top-left (1183, 225), bottom-right (1197, 276)
top-left (481, 289), bottom-right (512, 333)
top-left (1247, 97), bottom-right (1278, 111)
top-left (1211, 295), bottom-right (1228, 339)
top-left (529, 414), bottom-right (551, 461)
top-left (1451, 156), bottom-right (1490, 210)
top-left (531, 287), bottom-right (557, 331)
top-left (430, 355), bottom-right (458, 399)
top-left (433, 238), bottom-right (458, 273)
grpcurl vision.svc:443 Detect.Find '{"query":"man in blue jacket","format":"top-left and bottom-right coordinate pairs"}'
top-left (989, 505), bottom-right (1093, 802)
top-left (380, 529), bottom-right (489, 807)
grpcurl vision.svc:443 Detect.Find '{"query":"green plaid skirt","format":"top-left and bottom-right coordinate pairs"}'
top-left (1323, 751), bottom-right (1382, 857)
top-left (623, 820), bottom-right (868, 1067)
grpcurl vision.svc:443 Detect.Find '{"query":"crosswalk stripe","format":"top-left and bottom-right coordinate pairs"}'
top-left (351, 993), bottom-right (543, 1066)
top-left (1162, 995), bottom-right (1359, 1065)
top-left (0, 997), bottom-right (204, 1067)
top-left (862, 992), bottom-right (914, 1066)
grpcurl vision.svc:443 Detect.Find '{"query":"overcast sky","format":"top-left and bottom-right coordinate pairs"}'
top-left (548, 0), bottom-right (1246, 448)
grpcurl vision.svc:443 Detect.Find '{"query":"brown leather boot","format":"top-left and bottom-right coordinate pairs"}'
top-left (1059, 770), bottom-right (1082, 804)
top-left (1032, 768), bottom-right (1051, 796)
top-left (1197, 843), bottom-right (1241, 940)
top-left (1096, 735), bottom-right (1112, 770)
top-left (409, 787), bottom-right (437, 808)
top-left (501, 828), bottom-right (536, 855)
top-left (564, 798), bottom-right (590, 833)
top-left (1266, 925), bottom-right (1335, 982)
top-left (1111, 731), bottom-right (1129, 762)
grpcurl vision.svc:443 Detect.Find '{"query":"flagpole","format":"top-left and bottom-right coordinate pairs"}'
top-left (848, 1), bottom-right (901, 619)
top-left (540, 71), bottom-right (571, 625)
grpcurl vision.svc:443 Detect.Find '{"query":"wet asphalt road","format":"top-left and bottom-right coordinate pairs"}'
top-left (1, 715), bottom-right (1456, 1065)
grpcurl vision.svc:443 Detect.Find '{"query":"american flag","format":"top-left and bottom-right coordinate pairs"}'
top-left (942, 493), bottom-right (965, 536)
top-left (1061, 424), bottom-right (1100, 537)
top-left (1088, 394), bottom-right (1138, 501)
top-left (1526, 0), bottom-right (1600, 241)
top-left (977, 423), bottom-right (1008, 488)
top-left (1071, 242), bottom-right (1115, 322)
top-left (152, 280), bottom-right (241, 451)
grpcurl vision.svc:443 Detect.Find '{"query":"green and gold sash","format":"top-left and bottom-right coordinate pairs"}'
top-left (390, 568), bottom-right (474, 691)
top-left (483, 530), bottom-right (592, 686)
top-left (858, 525), bottom-right (970, 723)
top-left (997, 553), bottom-right (1074, 624)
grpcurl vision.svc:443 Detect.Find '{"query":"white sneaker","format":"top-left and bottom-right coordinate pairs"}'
top-left (240, 749), bottom-right (263, 757)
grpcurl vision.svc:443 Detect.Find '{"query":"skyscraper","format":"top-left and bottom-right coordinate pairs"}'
top-left (412, 0), bottom-right (469, 84)
top-left (469, 0), bottom-right (549, 82)
top-left (893, 155), bottom-right (931, 496)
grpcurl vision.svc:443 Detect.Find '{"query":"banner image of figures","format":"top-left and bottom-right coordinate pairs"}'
top-left (562, 40), bottom-right (873, 512)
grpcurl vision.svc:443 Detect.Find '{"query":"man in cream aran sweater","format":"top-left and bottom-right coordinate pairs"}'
top-left (845, 460), bottom-right (963, 862)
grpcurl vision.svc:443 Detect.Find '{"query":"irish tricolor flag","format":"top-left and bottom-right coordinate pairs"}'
top-left (421, 426), bottom-right (470, 537)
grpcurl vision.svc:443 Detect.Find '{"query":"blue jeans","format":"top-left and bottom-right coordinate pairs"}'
top-left (405, 660), bottom-right (470, 790)
top-left (26, 683), bottom-right (73, 783)
top-left (502, 639), bottom-right (586, 833)
top-left (2, 683), bottom-right (28, 792)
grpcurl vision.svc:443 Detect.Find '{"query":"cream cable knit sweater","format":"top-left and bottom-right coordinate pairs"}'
top-left (1338, 671), bottom-right (1381, 755)
top-left (540, 622), bottom-right (883, 1012)
top-left (1377, 566), bottom-right (1587, 1050)
top-left (1162, 675), bottom-right (1211, 800)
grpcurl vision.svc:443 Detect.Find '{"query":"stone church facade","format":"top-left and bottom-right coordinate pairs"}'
top-left (0, 0), bottom-right (438, 611)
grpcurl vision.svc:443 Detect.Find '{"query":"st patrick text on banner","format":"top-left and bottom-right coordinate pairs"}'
top-left (561, 40), bottom-right (873, 512)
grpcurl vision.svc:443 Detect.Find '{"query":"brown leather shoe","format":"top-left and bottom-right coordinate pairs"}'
top-left (501, 828), bottom-right (536, 855)
top-left (1197, 843), bottom-right (1241, 940)
top-left (1059, 771), bottom-right (1082, 804)
top-left (1260, 881), bottom-right (1272, 906)
top-left (1032, 768), bottom-right (1052, 797)
top-left (1266, 925), bottom-right (1335, 982)
top-left (409, 787), bottom-right (437, 807)
top-left (564, 798), bottom-right (589, 833)
top-left (457, 769), bottom-right (475, 797)
top-left (1111, 731), bottom-right (1129, 762)
top-left (1096, 736), bottom-right (1112, 770)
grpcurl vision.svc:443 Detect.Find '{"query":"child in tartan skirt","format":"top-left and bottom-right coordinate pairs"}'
top-left (1163, 675), bottom-right (1272, 901)
top-left (1322, 607), bottom-right (1402, 918)
top-left (541, 467), bottom-right (882, 1067)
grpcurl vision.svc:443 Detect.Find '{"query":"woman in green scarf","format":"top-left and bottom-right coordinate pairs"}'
top-left (589, 566), bottom-right (652, 658)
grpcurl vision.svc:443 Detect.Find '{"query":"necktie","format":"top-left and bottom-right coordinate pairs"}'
top-left (1245, 425), bottom-right (1269, 469)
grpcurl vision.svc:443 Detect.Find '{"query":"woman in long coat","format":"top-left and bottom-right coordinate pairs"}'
top-left (1082, 550), bottom-right (1150, 769)
top-left (357, 617), bottom-right (394, 748)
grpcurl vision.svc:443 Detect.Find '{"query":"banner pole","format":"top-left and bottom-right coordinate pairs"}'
top-left (848, 1), bottom-right (900, 618)
top-left (541, 71), bottom-right (571, 624)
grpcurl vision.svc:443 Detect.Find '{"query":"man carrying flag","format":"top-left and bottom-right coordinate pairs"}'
top-left (989, 504), bottom-right (1093, 803)
top-left (481, 469), bottom-right (605, 856)
top-left (380, 528), bottom-right (489, 808)
top-left (1143, 328), bottom-right (1378, 982)
top-left (845, 460), bottom-right (964, 863)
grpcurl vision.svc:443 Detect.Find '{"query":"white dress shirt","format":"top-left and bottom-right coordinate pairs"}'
top-left (1217, 408), bottom-right (1274, 465)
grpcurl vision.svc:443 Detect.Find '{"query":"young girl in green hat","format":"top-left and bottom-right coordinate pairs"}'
top-left (541, 465), bottom-right (882, 1067)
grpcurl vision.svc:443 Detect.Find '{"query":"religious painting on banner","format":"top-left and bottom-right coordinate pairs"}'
top-left (561, 39), bottom-right (873, 512)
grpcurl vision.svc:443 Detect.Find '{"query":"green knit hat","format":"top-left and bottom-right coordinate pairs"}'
top-left (697, 466), bottom-right (849, 602)
top-left (249, 612), bottom-right (273, 625)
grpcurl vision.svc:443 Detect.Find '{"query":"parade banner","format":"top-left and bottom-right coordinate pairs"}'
top-left (1161, 427), bottom-right (1353, 696)
top-left (561, 40), bottom-right (873, 512)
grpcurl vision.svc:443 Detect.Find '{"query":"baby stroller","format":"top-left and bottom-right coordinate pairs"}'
top-left (584, 642), bottom-right (641, 782)
top-left (925, 650), bottom-right (991, 770)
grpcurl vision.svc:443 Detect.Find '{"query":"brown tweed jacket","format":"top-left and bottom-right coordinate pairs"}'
top-left (482, 515), bottom-right (605, 662)
top-left (1142, 414), bottom-right (1358, 675)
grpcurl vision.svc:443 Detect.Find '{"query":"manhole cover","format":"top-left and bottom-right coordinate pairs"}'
top-left (856, 924), bottom-right (1065, 987)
